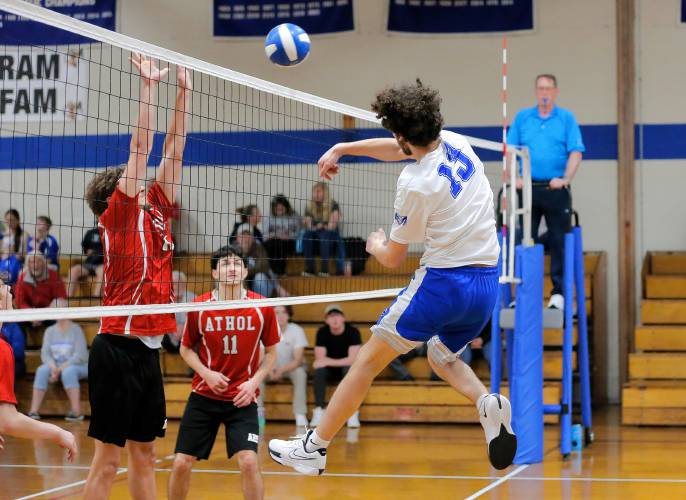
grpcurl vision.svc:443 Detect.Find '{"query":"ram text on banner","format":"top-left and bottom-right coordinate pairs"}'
top-left (0, 0), bottom-right (116, 46)
top-left (387, 0), bottom-right (533, 34)
top-left (0, 47), bottom-right (89, 123)
top-left (213, 0), bottom-right (354, 36)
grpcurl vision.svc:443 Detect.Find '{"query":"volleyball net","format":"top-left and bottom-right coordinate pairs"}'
top-left (0, 0), bottom-right (529, 324)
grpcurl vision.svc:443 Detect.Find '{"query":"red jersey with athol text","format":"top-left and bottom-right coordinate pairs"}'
top-left (182, 290), bottom-right (281, 401)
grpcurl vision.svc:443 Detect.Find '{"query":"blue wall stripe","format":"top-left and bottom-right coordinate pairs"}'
top-left (0, 124), bottom-right (683, 169)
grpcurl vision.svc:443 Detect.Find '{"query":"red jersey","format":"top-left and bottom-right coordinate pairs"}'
top-left (14, 270), bottom-right (67, 309)
top-left (98, 182), bottom-right (176, 336)
top-left (0, 335), bottom-right (17, 405)
top-left (182, 290), bottom-right (281, 401)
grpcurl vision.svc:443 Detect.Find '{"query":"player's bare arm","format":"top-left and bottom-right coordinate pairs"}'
top-left (0, 403), bottom-right (78, 462)
top-left (318, 139), bottom-right (410, 180)
top-left (365, 228), bottom-right (409, 268)
top-left (119, 53), bottom-right (169, 197)
top-left (157, 66), bottom-right (193, 202)
top-left (234, 344), bottom-right (277, 408)
top-left (180, 344), bottom-right (229, 396)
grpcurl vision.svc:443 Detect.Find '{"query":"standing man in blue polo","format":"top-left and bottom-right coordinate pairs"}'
top-left (508, 74), bottom-right (585, 310)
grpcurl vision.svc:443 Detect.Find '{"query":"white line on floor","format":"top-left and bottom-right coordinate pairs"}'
top-left (463, 465), bottom-right (530, 500)
top-left (14, 454), bottom-right (175, 499)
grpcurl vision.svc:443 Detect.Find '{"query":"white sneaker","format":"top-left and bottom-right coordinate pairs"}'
top-left (269, 429), bottom-right (327, 476)
top-left (548, 293), bottom-right (564, 310)
top-left (295, 413), bottom-right (309, 427)
top-left (346, 411), bottom-right (360, 428)
top-left (478, 394), bottom-right (517, 470)
top-left (310, 407), bottom-right (324, 427)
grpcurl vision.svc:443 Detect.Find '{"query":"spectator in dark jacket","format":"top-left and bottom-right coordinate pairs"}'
top-left (263, 195), bottom-right (301, 276)
top-left (67, 226), bottom-right (104, 298)
top-left (229, 204), bottom-right (264, 245)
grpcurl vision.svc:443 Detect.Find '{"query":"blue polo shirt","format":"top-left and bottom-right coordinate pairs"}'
top-left (507, 105), bottom-right (585, 181)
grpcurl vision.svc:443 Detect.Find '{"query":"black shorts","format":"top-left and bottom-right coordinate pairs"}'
top-left (88, 334), bottom-right (166, 447)
top-left (175, 393), bottom-right (259, 460)
top-left (82, 259), bottom-right (102, 277)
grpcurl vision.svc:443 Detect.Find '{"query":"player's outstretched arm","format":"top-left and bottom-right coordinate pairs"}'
top-left (318, 138), bottom-right (410, 180)
top-left (0, 403), bottom-right (77, 462)
top-left (157, 66), bottom-right (193, 203)
top-left (119, 54), bottom-right (168, 198)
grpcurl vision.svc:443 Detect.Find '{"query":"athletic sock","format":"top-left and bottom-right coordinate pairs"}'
top-left (305, 430), bottom-right (330, 452)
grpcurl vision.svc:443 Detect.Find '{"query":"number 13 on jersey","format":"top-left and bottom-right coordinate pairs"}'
top-left (438, 142), bottom-right (476, 199)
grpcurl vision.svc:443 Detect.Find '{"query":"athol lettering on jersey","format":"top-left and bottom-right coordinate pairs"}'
top-left (204, 315), bottom-right (256, 332)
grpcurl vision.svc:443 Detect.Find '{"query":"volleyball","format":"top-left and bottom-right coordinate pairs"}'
top-left (264, 23), bottom-right (311, 67)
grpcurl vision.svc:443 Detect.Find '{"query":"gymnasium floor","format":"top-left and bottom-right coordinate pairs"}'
top-left (2, 408), bottom-right (685, 499)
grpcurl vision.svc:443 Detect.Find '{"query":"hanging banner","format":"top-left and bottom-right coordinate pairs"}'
top-left (214, 0), bottom-right (354, 37)
top-left (682, 0), bottom-right (686, 22)
top-left (0, 47), bottom-right (89, 122)
top-left (0, 0), bottom-right (116, 46)
top-left (387, 0), bottom-right (533, 34)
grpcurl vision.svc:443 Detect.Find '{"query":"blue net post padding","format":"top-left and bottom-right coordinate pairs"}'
top-left (512, 243), bottom-right (545, 464)
top-left (574, 226), bottom-right (593, 434)
top-left (560, 233), bottom-right (575, 456)
top-left (490, 231), bottom-right (505, 393)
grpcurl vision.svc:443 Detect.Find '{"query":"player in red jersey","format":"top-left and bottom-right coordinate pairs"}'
top-left (168, 245), bottom-right (280, 500)
top-left (82, 55), bottom-right (192, 500)
top-left (0, 278), bottom-right (77, 460)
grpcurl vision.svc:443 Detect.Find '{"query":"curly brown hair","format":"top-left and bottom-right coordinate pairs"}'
top-left (371, 79), bottom-right (444, 147)
top-left (86, 167), bottom-right (124, 217)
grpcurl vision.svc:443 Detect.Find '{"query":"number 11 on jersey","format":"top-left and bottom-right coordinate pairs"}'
top-left (223, 334), bottom-right (238, 355)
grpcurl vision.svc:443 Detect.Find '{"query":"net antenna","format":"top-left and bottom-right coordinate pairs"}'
top-left (499, 34), bottom-right (533, 285)
top-left (0, 0), bottom-right (529, 322)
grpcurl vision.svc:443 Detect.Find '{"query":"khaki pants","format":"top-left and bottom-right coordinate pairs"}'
top-left (258, 366), bottom-right (308, 417)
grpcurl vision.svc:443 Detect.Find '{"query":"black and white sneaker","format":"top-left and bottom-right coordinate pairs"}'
top-left (478, 393), bottom-right (517, 470)
top-left (269, 429), bottom-right (327, 476)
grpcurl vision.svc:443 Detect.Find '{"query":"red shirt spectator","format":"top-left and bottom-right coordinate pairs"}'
top-left (15, 253), bottom-right (67, 309)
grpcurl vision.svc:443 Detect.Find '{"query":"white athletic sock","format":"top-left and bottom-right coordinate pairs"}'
top-left (306, 430), bottom-right (330, 452)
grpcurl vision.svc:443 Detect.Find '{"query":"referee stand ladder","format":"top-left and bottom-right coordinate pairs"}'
top-left (489, 148), bottom-right (593, 463)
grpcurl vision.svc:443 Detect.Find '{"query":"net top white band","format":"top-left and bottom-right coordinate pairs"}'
top-left (0, 0), bottom-right (515, 154)
top-left (0, 289), bottom-right (401, 323)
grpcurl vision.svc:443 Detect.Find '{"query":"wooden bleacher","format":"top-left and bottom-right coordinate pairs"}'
top-left (623, 252), bottom-right (686, 425)
top-left (17, 251), bottom-right (607, 424)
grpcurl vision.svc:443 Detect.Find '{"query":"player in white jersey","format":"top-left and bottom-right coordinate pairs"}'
top-left (269, 80), bottom-right (516, 475)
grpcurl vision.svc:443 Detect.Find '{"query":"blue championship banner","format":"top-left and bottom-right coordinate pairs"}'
top-left (682, 0), bottom-right (686, 22)
top-left (214, 0), bottom-right (354, 36)
top-left (0, 0), bottom-right (116, 46)
top-left (387, 0), bottom-right (533, 34)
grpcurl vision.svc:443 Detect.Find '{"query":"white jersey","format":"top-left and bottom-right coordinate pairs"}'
top-left (389, 130), bottom-right (500, 268)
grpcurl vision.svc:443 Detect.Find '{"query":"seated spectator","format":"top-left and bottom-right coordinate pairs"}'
top-left (235, 224), bottom-right (288, 297)
top-left (258, 305), bottom-right (309, 427)
top-left (302, 182), bottom-right (345, 276)
top-left (1, 321), bottom-right (25, 376)
top-left (311, 304), bottom-right (361, 428)
top-left (15, 253), bottom-right (68, 332)
top-left (2, 208), bottom-right (26, 259)
top-left (163, 270), bottom-right (197, 354)
top-left (229, 204), bottom-right (264, 245)
top-left (0, 242), bottom-right (22, 288)
top-left (28, 306), bottom-right (88, 421)
top-left (461, 320), bottom-right (493, 368)
top-left (26, 216), bottom-right (60, 270)
top-left (68, 226), bottom-right (103, 298)
top-left (263, 195), bottom-right (301, 276)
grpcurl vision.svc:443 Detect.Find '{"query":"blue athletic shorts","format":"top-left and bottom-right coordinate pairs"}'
top-left (371, 266), bottom-right (498, 355)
